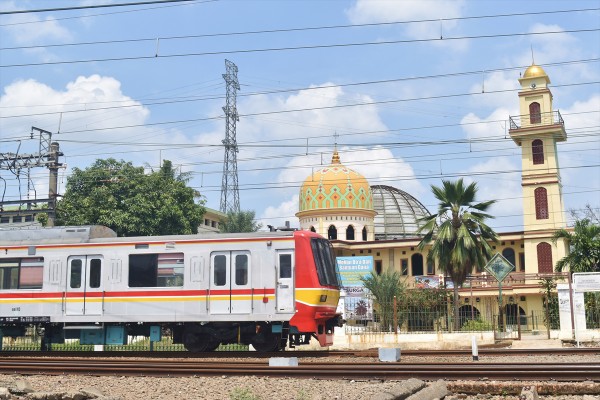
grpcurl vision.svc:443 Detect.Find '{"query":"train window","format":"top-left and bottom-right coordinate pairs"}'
top-left (214, 255), bottom-right (227, 286)
top-left (129, 253), bottom-right (184, 287)
top-left (19, 258), bottom-right (43, 289)
top-left (0, 260), bottom-right (19, 289)
top-left (279, 254), bottom-right (292, 279)
top-left (0, 258), bottom-right (43, 290)
top-left (70, 259), bottom-right (82, 289)
top-left (89, 259), bottom-right (102, 288)
top-left (235, 255), bottom-right (248, 285)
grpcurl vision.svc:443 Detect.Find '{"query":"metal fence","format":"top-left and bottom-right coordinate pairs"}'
top-left (342, 296), bottom-right (558, 336)
top-left (1, 331), bottom-right (248, 352)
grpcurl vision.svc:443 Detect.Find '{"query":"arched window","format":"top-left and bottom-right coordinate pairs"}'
top-left (534, 187), bottom-right (549, 219)
top-left (346, 225), bottom-right (355, 241)
top-left (532, 139), bottom-right (544, 165)
top-left (529, 102), bottom-right (541, 124)
top-left (502, 248), bottom-right (516, 268)
top-left (327, 225), bottom-right (337, 240)
top-left (362, 227), bottom-right (367, 241)
top-left (309, 226), bottom-right (316, 233)
top-left (411, 253), bottom-right (424, 276)
top-left (537, 242), bottom-right (553, 273)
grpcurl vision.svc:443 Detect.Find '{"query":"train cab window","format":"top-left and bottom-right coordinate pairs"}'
top-left (235, 255), bottom-right (248, 285)
top-left (89, 259), bottom-right (102, 289)
top-left (311, 238), bottom-right (340, 287)
top-left (70, 259), bottom-right (83, 289)
top-left (214, 255), bottom-right (227, 286)
top-left (279, 254), bottom-right (292, 279)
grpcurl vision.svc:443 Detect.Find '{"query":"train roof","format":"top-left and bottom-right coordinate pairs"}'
top-left (0, 225), bottom-right (299, 245)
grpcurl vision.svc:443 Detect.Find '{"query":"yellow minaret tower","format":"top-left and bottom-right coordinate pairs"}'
top-left (509, 63), bottom-right (568, 274)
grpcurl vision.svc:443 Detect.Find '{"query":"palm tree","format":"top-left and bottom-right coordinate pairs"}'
top-left (219, 210), bottom-right (263, 233)
top-left (417, 179), bottom-right (498, 330)
top-left (360, 270), bottom-right (406, 332)
top-left (552, 218), bottom-right (600, 273)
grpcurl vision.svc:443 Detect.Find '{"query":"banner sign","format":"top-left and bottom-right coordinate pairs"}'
top-left (414, 275), bottom-right (442, 289)
top-left (336, 256), bottom-right (373, 297)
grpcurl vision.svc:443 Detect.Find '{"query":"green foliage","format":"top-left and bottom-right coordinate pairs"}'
top-left (230, 388), bottom-right (261, 400)
top-left (360, 270), bottom-right (407, 331)
top-left (553, 218), bottom-right (600, 273)
top-left (460, 318), bottom-right (492, 332)
top-left (56, 159), bottom-right (205, 236)
top-left (36, 213), bottom-right (48, 227)
top-left (220, 209), bottom-right (263, 233)
top-left (400, 288), bottom-right (451, 331)
top-left (539, 276), bottom-right (559, 329)
top-left (417, 178), bottom-right (498, 330)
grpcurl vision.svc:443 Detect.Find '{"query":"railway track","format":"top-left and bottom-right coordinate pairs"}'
top-left (1, 357), bottom-right (598, 381)
top-left (1, 347), bottom-right (599, 358)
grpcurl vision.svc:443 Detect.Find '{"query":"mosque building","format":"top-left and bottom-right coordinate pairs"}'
top-left (296, 63), bottom-right (570, 329)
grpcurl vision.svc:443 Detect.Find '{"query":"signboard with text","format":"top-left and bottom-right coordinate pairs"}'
top-left (336, 256), bottom-right (373, 297)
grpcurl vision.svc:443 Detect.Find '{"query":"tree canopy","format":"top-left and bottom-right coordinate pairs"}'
top-left (553, 217), bottom-right (600, 273)
top-left (56, 159), bottom-right (205, 237)
top-left (417, 178), bottom-right (498, 330)
top-left (219, 210), bottom-right (263, 233)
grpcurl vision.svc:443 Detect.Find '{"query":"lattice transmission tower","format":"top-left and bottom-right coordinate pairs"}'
top-left (220, 59), bottom-right (241, 214)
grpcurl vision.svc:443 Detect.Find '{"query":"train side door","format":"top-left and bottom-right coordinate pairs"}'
top-left (65, 255), bottom-right (103, 316)
top-left (276, 251), bottom-right (295, 313)
top-left (209, 251), bottom-right (251, 314)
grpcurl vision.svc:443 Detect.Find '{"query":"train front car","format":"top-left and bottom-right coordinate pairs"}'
top-left (290, 230), bottom-right (343, 347)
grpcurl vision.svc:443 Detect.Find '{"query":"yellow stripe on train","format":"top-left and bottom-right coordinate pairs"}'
top-left (295, 288), bottom-right (340, 307)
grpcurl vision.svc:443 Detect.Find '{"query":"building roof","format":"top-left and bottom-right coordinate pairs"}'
top-left (371, 185), bottom-right (430, 240)
top-left (298, 150), bottom-right (373, 213)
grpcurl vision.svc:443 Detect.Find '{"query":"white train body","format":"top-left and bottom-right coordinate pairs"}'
top-left (0, 226), bottom-right (342, 352)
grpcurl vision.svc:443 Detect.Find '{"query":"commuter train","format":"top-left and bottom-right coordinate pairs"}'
top-left (0, 226), bottom-right (342, 352)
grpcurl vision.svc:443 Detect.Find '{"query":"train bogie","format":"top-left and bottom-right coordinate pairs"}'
top-left (0, 226), bottom-right (342, 352)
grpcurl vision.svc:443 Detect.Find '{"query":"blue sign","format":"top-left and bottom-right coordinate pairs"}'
top-left (336, 256), bottom-right (373, 297)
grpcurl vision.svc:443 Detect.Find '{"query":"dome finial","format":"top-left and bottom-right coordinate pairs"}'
top-left (332, 131), bottom-right (340, 164)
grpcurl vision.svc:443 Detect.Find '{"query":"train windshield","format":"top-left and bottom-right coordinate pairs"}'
top-left (311, 238), bottom-right (340, 287)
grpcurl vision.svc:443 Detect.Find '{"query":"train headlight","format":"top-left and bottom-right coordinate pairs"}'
top-left (319, 294), bottom-right (327, 302)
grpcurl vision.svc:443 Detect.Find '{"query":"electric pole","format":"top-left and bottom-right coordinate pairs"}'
top-left (220, 59), bottom-right (241, 214)
top-left (0, 127), bottom-right (63, 226)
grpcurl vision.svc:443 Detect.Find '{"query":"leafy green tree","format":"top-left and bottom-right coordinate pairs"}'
top-left (417, 179), bottom-right (499, 330)
top-left (360, 270), bottom-right (407, 332)
top-left (219, 210), bottom-right (263, 233)
top-left (57, 158), bottom-right (205, 236)
top-left (552, 218), bottom-right (600, 273)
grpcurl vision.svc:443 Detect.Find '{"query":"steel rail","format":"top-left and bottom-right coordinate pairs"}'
top-left (1, 347), bottom-right (599, 358)
top-left (0, 358), bottom-right (598, 381)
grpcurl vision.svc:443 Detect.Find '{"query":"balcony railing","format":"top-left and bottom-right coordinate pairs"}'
top-left (509, 110), bottom-right (564, 130)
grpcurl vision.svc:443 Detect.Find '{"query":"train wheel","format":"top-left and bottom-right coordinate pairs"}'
top-left (183, 331), bottom-right (218, 352)
top-left (251, 332), bottom-right (281, 352)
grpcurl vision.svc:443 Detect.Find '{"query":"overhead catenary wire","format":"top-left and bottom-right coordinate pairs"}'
top-left (1, 28), bottom-right (599, 68)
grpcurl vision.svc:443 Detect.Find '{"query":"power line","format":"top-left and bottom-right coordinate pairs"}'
top-left (1, 58), bottom-right (597, 119)
top-left (2, 28), bottom-right (598, 68)
top-left (0, 0), bottom-right (199, 15)
top-left (2, 7), bottom-right (597, 48)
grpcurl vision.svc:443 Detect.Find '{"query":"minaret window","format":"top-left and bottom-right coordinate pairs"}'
top-left (529, 102), bottom-right (541, 124)
top-left (532, 139), bottom-right (544, 165)
top-left (327, 225), bottom-right (337, 240)
top-left (362, 227), bottom-right (367, 241)
top-left (536, 242), bottom-right (553, 273)
top-left (534, 187), bottom-right (549, 219)
top-left (346, 225), bottom-right (355, 240)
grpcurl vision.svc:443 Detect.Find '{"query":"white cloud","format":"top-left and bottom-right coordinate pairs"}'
top-left (462, 156), bottom-right (523, 230)
top-left (461, 106), bottom-right (514, 143)
top-left (259, 196), bottom-right (300, 231)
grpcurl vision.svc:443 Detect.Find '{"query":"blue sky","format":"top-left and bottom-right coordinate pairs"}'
top-left (1, 0), bottom-right (599, 233)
